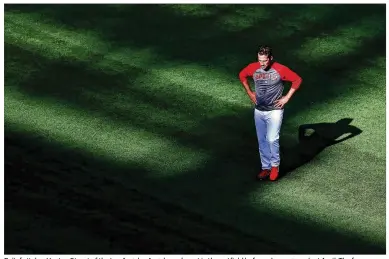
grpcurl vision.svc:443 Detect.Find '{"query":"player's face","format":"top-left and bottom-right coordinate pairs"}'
top-left (258, 54), bottom-right (270, 69)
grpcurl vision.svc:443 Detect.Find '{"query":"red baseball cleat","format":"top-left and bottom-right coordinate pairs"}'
top-left (257, 169), bottom-right (270, 180)
top-left (270, 166), bottom-right (279, 181)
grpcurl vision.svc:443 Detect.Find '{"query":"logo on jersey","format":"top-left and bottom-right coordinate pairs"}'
top-left (254, 73), bottom-right (278, 81)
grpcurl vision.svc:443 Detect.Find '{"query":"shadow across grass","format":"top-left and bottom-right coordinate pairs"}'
top-left (5, 47), bottom-right (384, 254)
top-left (279, 118), bottom-right (363, 179)
top-left (4, 121), bottom-right (380, 254)
top-left (4, 4), bottom-right (386, 119)
top-left (4, 3), bottom-right (385, 255)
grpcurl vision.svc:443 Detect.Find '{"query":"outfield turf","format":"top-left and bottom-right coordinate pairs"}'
top-left (4, 4), bottom-right (386, 254)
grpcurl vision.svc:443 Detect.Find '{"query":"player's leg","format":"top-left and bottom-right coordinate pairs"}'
top-left (254, 109), bottom-right (271, 179)
top-left (267, 109), bottom-right (284, 180)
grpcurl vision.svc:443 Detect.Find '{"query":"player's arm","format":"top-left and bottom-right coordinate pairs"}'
top-left (239, 64), bottom-right (256, 104)
top-left (282, 66), bottom-right (302, 101)
top-left (274, 65), bottom-right (302, 108)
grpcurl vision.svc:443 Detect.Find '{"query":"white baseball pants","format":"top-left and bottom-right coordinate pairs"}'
top-left (254, 108), bottom-right (284, 169)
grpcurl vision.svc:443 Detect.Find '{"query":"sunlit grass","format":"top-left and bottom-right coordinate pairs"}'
top-left (248, 167), bottom-right (385, 246)
top-left (287, 57), bottom-right (385, 158)
top-left (215, 6), bottom-right (270, 32)
top-left (4, 10), bottom-right (252, 147)
top-left (5, 11), bottom-right (249, 109)
top-left (247, 56), bottom-right (385, 247)
top-left (164, 4), bottom-right (216, 17)
top-left (147, 64), bottom-right (249, 108)
top-left (5, 12), bottom-right (109, 61)
top-left (296, 15), bottom-right (385, 61)
top-left (5, 88), bottom-right (209, 177)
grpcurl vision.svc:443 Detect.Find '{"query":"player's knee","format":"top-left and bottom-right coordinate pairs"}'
top-left (267, 135), bottom-right (279, 144)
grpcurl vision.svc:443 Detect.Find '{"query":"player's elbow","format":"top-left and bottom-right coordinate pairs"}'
top-left (292, 76), bottom-right (302, 90)
top-left (238, 71), bottom-right (246, 82)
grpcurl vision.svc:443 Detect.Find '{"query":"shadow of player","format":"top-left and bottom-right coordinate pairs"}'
top-left (279, 118), bottom-right (363, 179)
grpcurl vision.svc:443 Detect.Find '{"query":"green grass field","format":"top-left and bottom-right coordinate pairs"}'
top-left (4, 4), bottom-right (386, 254)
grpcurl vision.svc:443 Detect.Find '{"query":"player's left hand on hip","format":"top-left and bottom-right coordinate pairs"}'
top-left (274, 96), bottom-right (289, 108)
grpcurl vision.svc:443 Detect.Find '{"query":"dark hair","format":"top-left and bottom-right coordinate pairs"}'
top-left (258, 45), bottom-right (273, 58)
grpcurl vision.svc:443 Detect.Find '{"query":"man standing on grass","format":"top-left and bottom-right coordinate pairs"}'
top-left (239, 45), bottom-right (302, 181)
